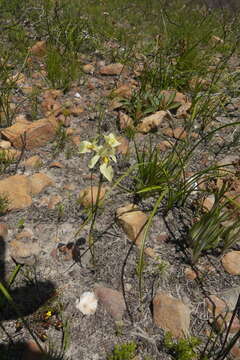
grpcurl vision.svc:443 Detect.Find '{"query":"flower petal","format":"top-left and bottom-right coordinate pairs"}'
top-left (88, 154), bottom-right (100, 169)
top-left (104, 133), bottom-right (121, 148)
top-left (100, 163), bottom-right (114, 182)
top-left (79, 141), bottom-right (93, 154)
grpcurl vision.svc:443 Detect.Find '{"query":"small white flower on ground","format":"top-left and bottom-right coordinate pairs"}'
top-left (75, 291), bottom-right (98, 315)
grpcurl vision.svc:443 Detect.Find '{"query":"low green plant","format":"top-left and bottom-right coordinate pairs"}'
top-left (107, 342), bottom-right (137, 360)
top-left (188, 183), bottom-right (240, 264)
top-left (164, 332), bottom-right (202, 360)
top-left (0, 149), bottom-right (16, 174)
top-left (45, 46), bottom-right (79, 92)
top-left (52, 124), bottom-right (70, 155)
top-left (0, 194), bottom-right (9, 215)
top-left (120, 88), bottom-right (178, 125)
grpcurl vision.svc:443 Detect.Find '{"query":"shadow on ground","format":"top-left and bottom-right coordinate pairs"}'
top-left (0, 232), bottom-right (56, 358)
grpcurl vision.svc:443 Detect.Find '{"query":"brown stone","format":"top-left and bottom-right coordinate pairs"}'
top-left (162, 127), bottom-right (187, 139)
top-left (157, 140), bottom-right (173, 151)
top-left (137, 111), bottom-right (169, 134)
top-left (29, 173), bottom-right (54, 195)
top-left (230, 344), bottom-right (240, 359)
top-left (24, 155), bottom-right (42, 169)
top-left (10, 239), bottom-right (40, 265)
top-left (48, 195), bottom-right (62, 209)
top-left (202, 195), bottom-right (215, 211)
top-left (144, 247), bottom-right (157, 258)
top-left (0, 140), bottom-right (11, 149)
top-left (83, 64), bottom-right (95, 74)
top-left (30, 40), bottom-right (46, 57)
top-left (185, 267), bottom-right (197, 281)
top-left (116, 204), bottom-right (148, 247)
top-left (216, 312), bottom-right (240, 333)
top-left (109, 99), bottom-right (123, 111)
top-left (153, 292), bottom-right (190, 338)
top-left (16, 230), bottom-right (33, 240)
top-left (94, 286), bottom-right (126, 321)
top-left (222, 251), bottom-right (240, 275)
top-left (1, 117), bottom-right (58, 149)
top-left (116, 136), bottom-right (129, 155)
top-left (69, 105), bottom-right (84, 116)
top-left (111, 84), bottom-right (133, 99)
top-left (118, 112), bottom-right (134, 130)
top-left (70, 135), bottom-right (81, 146)
top-left (206, 295), bottom-right (227, 316)
top-left (49, 161), bottom-right (64, 168)
top-left (99, 63), bottom-right (124, 75)
top-left (79, 186), bottom-right (107, 208)
top-left (0, 175), bottom-right (32, 210)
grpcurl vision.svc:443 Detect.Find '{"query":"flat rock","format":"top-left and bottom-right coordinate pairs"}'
top-left (116, 136), bottom-right (129, 155)
top-left (29, 173), bottom-right (54, 195)
top-left (78, 186), bottom-right (107, 208)
top-left (202, 195), bottom-right (215, 211)
top-left (111, 84), bottom-right (132, 99)
top-left (162, 127), bottom-right (187, 139)
top-left (206, 295), bottom-right (228, 316)
top-left (10, 238), bottom-right (40, 265)
top-left (220, 286), bottom-right (240, 311)
top-left (116, 204), bottom-right (148, 247)
top-left (222, 251), bottom-right (240, 275)
top-left (99, 63), bottom-right (124, 75)
top-left (83, 64), bottom-right (95, 74)
top-left (0, 140), bottom-right (11, 149)
top-left (48, 194), bottom-right (62, 209)
top-left (30, 40), bottom-right (46, 57)
top-left (231, 344), bottom-right (240, 359)
top-left (94, 286), bottom-right (126, 321)
top-left (137, 111), bottom-right (169, 134)
top-left (216, 311), bottom-right (240, 333)
top-left (153, 292), bottom-right (190, 338)
top-left (118, 112), bottom-right (134, 130)
top-left (24, 155), bottom-right (42, 169)
top-left (0, 175), bottom-right (32, 210)
top-left (1, 117), bottom-right (58, 149)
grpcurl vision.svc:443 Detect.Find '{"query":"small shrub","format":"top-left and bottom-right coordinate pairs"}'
top-left (0, 193), bottom-right (9, 215)
top-left (164, 332), bottom-right (202, 360)
top-left (107, 342), bottom-right (137, 360)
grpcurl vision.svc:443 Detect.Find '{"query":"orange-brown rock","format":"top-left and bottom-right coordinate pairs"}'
top-left (116, 136), bottom-right (129, 155)
top-left (0, 175), bottom-right (32, 210)
top-left (24, 155), bottom-right (42, 169)
top-left (100, 63), bottom-right (124, 75)
top-left (30, 40), bottom-right (46, 57)
top-left (78, 186), bottom-right (107, 208)
top-left (153, 292), bottom-right (190, 338)
top-left (83, 64), bottom-right (95, 74)
top-left (1, 117), bottom-right (58, 149)
top-left (29, 173), bottom-right (54, 195)
top-left (222, 251), bottom-right (240, 275)
top-left (116, 204), bottom-right (148, 247)
top-left (118, 112), bottom-right (134, 130)
top-left (137, 111), bottom-right (169, 134)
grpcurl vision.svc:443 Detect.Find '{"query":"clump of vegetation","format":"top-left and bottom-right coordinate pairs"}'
top-left (164, 332), bottom-right (202, 360)
top-left (0, 193), bottom-right (9, 215)
top-left (107, 342), bottom-right (137, 360)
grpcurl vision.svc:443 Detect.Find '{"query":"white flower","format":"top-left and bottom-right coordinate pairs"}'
top-left (75, 291), bottom-right (98, 315)
top-left (78, 133), bottom-right (120, 182)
